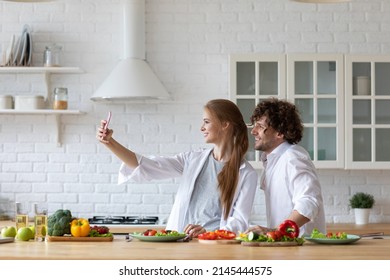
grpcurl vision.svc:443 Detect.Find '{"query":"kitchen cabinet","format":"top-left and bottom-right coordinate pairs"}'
top-left (231, 53), bottom-right (390, 170)
top-left (229, 54), bottom-right (286, 169)
top-left (286, 54), bottom-right (345, 169)
top-left (0, 66), bottom-right (85, 146)
top-left (345, 55), bottom-right (390, 169)
top-left (230, 54), bottom-right (344, 169)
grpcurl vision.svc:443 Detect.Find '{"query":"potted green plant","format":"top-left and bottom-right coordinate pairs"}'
top-left (349, 192), bottom-right (375, 224)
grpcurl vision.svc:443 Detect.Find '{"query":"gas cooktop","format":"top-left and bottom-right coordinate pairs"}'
top-left (88, 216), bottom-right (159, 225)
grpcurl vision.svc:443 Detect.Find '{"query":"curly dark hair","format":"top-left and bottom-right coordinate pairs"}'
top-left (250, 97), bottom-right (303, 144)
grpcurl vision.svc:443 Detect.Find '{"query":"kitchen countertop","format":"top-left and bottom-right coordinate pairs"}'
top-left (1, 233), bottom-right (390, 260)
top-left (2, 220), bottom-right (389, 235)
top-left (1, 221), bottom-right (390, 260)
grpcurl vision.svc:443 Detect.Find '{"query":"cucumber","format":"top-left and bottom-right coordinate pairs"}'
top-left (247, 231), bottom-right (259, 241)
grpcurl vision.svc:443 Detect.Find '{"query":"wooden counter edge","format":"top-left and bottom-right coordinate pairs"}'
top-left (1, 221), bottom-right (389, 235)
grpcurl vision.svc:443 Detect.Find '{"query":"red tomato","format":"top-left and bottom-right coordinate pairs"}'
top-left (148, 230), bottom-right (157, 236)
top-left (274, 230), bottom-right (283, 241)
top-left (214, 230), bottom-right (236, 240)
top-left (160, 229), bottom-right (167, 234)
top-left (326, 232), bottom-right (333, 238)
top-left (198, 232), bottom-right (217, 240)
top-left (266, 231), bottom-right (282, 241)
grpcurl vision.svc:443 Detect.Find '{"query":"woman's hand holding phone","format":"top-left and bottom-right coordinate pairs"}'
top-left (97, 111), bottom-right (112, 143)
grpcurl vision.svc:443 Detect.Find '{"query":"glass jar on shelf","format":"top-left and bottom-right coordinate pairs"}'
top-left (53, 87), bottom-right (68, 110)
top-left (43, 44), bottom-right (62, 67)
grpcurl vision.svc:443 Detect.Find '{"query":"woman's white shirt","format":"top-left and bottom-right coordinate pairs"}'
top-left (118, 148), bottom-right (259, 233)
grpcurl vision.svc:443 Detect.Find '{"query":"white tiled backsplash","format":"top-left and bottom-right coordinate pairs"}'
top-left (0, 0), bottom-right (389, 225)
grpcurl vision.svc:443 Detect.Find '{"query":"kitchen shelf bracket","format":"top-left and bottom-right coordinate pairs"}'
top-left (44, 71), bottom-right (51, 102)
top-left (55, 114), bottom-right (61, 147)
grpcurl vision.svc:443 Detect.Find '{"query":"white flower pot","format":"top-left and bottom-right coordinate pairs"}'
top-left (354, 208), bottom-right (370, 225)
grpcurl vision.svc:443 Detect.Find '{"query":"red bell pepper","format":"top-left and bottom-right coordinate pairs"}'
top-left (278, 220), bottom-right (300, 238)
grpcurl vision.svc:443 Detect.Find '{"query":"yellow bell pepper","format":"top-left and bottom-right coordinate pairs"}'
top-left (70, 218), bottom-right (90, 237)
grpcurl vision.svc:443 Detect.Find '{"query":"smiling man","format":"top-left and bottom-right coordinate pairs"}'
top-left (246, 98), bottom-right (326, 237)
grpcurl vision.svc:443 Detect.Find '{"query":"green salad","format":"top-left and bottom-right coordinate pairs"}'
top-left (310, 228), bottom-right (348, 239)
top-left (237, 231), bottom-right (305, 245)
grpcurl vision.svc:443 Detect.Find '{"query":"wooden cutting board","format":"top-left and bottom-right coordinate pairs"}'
top-left (198, 239), bottom-right (241, 245)
top-left (47, 236), bottom-right (113, 242)
top-left (241, 241), bottom-right (302, 247)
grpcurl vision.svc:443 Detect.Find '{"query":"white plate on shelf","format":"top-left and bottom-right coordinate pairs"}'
top-left (21, 24), bottom-right (31, 66)
top-left (26, 32), bottom-right (32, 66)
top-left (12, 25), bottom-right (30, 66)
top-left (18, 31), bottom-right (28, 66)
top-left (12, 35), bottom-right (21, 66)
top-left (5, 34), bottom-right (15, 66)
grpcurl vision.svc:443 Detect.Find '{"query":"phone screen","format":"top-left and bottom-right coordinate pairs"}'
top-left (104, 111), bottom-right (112, 130)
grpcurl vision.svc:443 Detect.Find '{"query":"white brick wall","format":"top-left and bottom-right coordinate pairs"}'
top-left (1, 0), bottom-right (389, 226)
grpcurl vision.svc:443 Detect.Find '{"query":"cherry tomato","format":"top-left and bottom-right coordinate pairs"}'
top-left (326, 232), bottom-right (333, 238)
top-left (143, 229), bottom-right (157, 236)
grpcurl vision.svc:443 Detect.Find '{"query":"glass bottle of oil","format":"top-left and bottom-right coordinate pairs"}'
top-left (33, 203), bottom-right (48, 241)
top-left (15, 202), bottom-right (29, 230)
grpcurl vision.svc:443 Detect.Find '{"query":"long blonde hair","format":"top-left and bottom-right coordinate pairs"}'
top-left (204, 99), bottom-right (249, 219)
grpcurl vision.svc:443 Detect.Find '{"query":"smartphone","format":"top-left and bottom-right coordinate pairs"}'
top-left (104, 111), bottom-right (112, 130)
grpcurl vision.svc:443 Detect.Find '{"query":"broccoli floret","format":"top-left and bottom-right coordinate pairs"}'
top-left (47, 209), bottom-right (73, 236)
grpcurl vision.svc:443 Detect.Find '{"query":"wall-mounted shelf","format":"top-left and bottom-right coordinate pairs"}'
top-left (0, 66), bottom-right (83, 100)
top-left (0, 109), bottom-right (85, 146)
top-left (0, 66), bottom-right (83, 74)
top-left (0, 66), bottom-right (84, 146)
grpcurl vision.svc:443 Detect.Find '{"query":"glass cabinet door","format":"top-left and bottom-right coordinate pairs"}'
top-left (287, 54), bottom-right (344, 169)
top-left (345, 55), bottom-right (390, 169)
top-left (229, 54), bottom-right (286, 168)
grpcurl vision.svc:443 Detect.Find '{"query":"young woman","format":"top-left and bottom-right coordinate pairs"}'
top-left (97, 99), bottom-right (258, 238)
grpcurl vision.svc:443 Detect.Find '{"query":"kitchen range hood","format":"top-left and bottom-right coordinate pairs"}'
top-left (91, 0), bottom-right (170, 102)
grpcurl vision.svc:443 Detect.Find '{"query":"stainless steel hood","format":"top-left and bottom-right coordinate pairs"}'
top-left (91, 0), bottom-right (170, 102)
